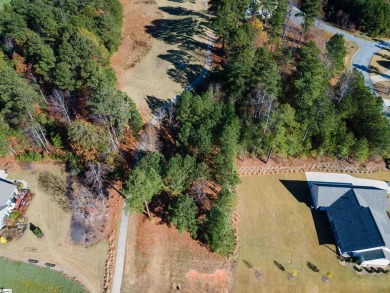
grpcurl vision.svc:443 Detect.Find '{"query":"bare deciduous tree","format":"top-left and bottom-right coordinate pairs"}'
top-left (139, 123), bottom-right (162, 152)
top-left (50, 88), bottom-right (71, 123)
top-left (335, 71), bottom-right (353, 103)
top-left (84, 161), bottom-right (110, 197)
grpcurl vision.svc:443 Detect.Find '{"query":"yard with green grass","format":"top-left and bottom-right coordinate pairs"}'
top-left (0, 257), bottom-right (86, 293)
top-left (233, 172), bottom-right (390, 293)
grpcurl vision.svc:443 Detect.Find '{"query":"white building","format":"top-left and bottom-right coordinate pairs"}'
top-left (306, 172), bottom-right (390, 267)
top-left (0, 178), bottom-right (19, 230)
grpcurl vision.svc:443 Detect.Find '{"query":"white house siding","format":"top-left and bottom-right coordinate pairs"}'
top-left (0, 188), bottom-right (18, 230)
top-left (0, 209), bottom-right (7, 230)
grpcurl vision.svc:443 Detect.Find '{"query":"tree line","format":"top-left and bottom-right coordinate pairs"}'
top-left (0, 0), bottom-right (142, 167)
top-left (323, 0), bottom-right (390, 37)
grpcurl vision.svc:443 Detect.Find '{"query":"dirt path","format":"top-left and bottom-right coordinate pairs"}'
top-left (112, 0), bottom-right (213, 120)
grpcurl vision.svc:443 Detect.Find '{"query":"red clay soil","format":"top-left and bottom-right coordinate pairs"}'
top-left (236, 156), bottom-right (387, 176)
top-left (102, 185), bottom-right (124, 292)
top-left (123, 214), bottom-right (235, 293)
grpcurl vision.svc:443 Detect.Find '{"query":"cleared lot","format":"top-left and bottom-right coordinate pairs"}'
top-left (233, 172), bottom-right (390, 293)
top-left (0, 162), bottom-right (108, 293)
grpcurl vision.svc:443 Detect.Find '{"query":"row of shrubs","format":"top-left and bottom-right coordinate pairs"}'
top-left (354, 266), bottom-right (390, 274)
top-left (15, 150), bottom-right (67, 162)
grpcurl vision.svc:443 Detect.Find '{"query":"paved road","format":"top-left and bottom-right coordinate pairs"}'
top-left (289, 6), bottom-right (390, 117)
top-left (111, 207), bottom-right (129, 293)
top-left (315, 20), bottom-right (390, 118)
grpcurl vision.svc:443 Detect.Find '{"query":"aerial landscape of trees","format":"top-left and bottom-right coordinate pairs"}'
top-left (120, 0), bottom-right (388, 255)
top-left (0, 0), bottom-right (142, 243)
top-left (1, 0), bottom-right (389, 257)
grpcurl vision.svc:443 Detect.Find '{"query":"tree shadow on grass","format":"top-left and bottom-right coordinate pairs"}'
top-left (145, 17), bottom-right (208, 52)
top-left (280, 180), bottom-right (336, 245)
top-left (159, 6), bottom-right (208, 20)
top-left (146, 95), bottom-right (166, 114)
top-left (158, 49), bottom-right (203, 86)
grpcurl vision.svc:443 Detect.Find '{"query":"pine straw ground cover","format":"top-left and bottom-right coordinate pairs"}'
top-left (233, 172), bottom-right (390, 293)
top-left (121, 213), bottom-right (235, 293)
top-left (0, 257), bottom-right (86, 293)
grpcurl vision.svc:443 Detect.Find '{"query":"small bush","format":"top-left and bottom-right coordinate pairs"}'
top-left (353, 266), bottom-right (363, 272)
top-left (364, 267), bottom-right (374, 273)
top-left (16, 151), bottom-right (44, 162)
top-left (8, 211), bottom-right (21, 223)
top-left (352, 258), bottom-right (360, 264)
top-left (383, 269), bottom-right (389, 274)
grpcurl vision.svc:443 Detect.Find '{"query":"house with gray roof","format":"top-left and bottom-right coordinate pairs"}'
top-left (0, 178), bottom-right (19, 230)
top-left (306, 172), bottom-right (390, 267)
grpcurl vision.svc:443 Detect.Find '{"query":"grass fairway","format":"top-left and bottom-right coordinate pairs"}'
top-left (0, 257), bottom-right (86, 293)
top-left (233, 172), bottom-right (390, 293)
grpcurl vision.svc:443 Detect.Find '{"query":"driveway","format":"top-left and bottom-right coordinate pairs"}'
top-left (315, 20), bottom-right (390, 118)
top-left (289, 6), bottom-right (390, 117)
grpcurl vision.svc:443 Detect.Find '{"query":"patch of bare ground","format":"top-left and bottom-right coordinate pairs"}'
top-left (236, 156), bottom-right (387, 176)
top-left (102, 185), bottom-right (124, 292)
top-left (111, 0), bottom-right (161, 76)
top-left (121, 214), bottom-right (235, 293)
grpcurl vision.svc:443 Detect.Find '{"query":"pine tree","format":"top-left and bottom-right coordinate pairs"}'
top-left (169, 195), bottom-right (199, 238)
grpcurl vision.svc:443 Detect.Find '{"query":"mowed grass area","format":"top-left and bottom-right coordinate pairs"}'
top-left (345, 40), bottom-right (359, 69)
top-left (0, 162), bottom-right (108, 293)
top-left (0, 257), bottom-right (86, 293)
top-left (233, 172), bottom-right (390, 293)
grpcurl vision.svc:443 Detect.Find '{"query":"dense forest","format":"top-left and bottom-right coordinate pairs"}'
top-left (323, 0), bottom-right (390, 36)
top-left (0, 0), bottom-right (142, 244)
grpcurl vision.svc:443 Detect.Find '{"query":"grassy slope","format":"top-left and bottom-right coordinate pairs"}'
top-left (233, 172), bottom-right (390, 293)
top-left (0, 257), bottom-right (86, 293)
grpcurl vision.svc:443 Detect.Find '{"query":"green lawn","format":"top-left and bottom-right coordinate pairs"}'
top-left (0, 257), bottom-right (87, 293)
top-left (233, 172), bottom-right (390, 293)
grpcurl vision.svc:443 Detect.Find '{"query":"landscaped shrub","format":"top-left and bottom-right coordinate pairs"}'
top-left (364, 267), bottom-right (374, 273)
top-left (353, 266), bottom-right (363, 272)
top-left (352, 258), bottom-right (360, 264)
top-left (8, 211), bottom-right (21, 224)
top-left (383, 269), bottom-right (389, 274)
top-left (29, 223), bottom-right (44, 238)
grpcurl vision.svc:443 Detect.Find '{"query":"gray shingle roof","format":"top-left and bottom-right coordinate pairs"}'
top-left (312, 182), bottom-right (390, 256)
top-left (329, 189), bottom-right (385, 253)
